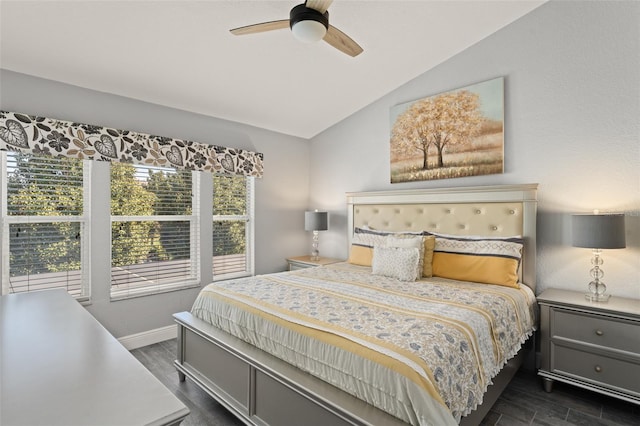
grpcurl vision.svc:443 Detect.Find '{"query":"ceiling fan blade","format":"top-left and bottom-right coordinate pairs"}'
top-left (305, 0), bottom-right (333, 14)
top-left (230, 20), bottom-right (289, 36)
top-left (324, 25), bottom-right (363, 57)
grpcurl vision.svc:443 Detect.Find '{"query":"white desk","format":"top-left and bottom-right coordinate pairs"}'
top-left (1, 289), bottom-right (189, 426)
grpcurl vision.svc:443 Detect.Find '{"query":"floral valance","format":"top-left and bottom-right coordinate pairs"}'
top-left (0, 111), bottom-right (263, 178)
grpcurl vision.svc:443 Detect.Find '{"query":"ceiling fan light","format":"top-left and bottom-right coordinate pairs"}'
top-left (291, 20), bottom-right (327, 43)
top-left (289, 4), bottom-right (329, 43)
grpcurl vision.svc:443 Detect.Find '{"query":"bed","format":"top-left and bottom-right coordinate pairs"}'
top-left (174, 184), bottom-right (538, 425)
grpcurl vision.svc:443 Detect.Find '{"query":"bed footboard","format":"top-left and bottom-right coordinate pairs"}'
top-left (174, 311), bottom-right (406, 426)
top-left (174, 311), bottom-right (532, 426)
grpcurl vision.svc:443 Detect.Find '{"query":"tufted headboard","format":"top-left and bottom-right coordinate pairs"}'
top-left (346, 184), bottom-right (538, 291)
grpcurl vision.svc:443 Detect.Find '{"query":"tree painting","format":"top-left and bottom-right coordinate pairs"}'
top-left (390, 77), bottom-right (504, 183)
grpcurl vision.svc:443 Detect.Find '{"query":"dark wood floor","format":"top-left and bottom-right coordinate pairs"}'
top-left (132, 339), bottom-right (640, 426)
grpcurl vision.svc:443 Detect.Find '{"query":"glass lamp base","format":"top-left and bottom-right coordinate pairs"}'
top-left (586, 276), bottom-right (609, 303)
top-left (310, 230), bottom-right (320, 261)
top-left (585, 293), bottom-right (610, 302)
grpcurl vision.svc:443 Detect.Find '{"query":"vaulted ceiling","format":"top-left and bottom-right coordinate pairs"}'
top-left (0, 1), bottom-right (546, 139)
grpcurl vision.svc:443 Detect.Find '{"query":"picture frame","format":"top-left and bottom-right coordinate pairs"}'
top-left (390, 77), bottom-right (504, 183)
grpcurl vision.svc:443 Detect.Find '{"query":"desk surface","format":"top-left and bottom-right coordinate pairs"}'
top-left (1, 289), bottom-right (189, 426)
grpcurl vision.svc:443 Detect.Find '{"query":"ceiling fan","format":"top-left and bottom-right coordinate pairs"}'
top-left (230, 0), bottom-right (363, 57)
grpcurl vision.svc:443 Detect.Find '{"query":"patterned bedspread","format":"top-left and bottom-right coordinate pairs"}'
top-left (191, 262), bottom-right (537, 425)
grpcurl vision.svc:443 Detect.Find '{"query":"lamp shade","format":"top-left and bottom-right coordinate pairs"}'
top-left (572, 214), bottom-right (626, 249)
top-left (305, 211), bottom-right (328, 231)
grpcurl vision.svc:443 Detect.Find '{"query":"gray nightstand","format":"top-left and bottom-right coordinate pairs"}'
top-left (537, 288), bottom-right (640, 404)
top-left (286, 255), bottom-right (342, 271)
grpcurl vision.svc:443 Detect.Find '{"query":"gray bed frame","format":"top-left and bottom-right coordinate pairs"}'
top-left (174, 184), bottom-right (538, 426)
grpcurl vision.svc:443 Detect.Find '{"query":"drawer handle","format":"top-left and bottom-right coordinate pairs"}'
top-left (594, 365), bottom-right (602, 373)
top-left (595, 329), bottom-right (604, 336)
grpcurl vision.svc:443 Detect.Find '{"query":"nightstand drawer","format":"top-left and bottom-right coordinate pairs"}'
top-left (553, 308), bottom-right (640, 353)
top-left (553, 345), bottom-right (640, 394)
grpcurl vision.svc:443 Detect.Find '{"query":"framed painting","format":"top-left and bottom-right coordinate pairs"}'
top-left (390, 77), bottom-right (504, 183)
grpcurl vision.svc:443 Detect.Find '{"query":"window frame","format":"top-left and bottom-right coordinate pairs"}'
top-left (0, 151), bottom-right (92, 301)
top-left (212, 175), bottom-right (255, 281)
top-left (109, 163), bottom-right (201, 300)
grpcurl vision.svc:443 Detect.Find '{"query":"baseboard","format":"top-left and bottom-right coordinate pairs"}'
top-left (118, 324), bottom-right (177, 350)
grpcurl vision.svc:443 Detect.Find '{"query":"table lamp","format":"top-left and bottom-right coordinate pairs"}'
top-left (572, 213), bottom-right (626, 302)
top-left (305, 210), bottom-right (328, 261)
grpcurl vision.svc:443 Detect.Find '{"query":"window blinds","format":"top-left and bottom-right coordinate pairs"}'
top-left (213, 174), bottom-right (254, 279)
top-left (2, 152), bottom-right (89, 299)
top-left (110, 163), bottom-right (200, 299)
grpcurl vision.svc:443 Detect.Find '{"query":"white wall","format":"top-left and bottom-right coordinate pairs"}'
top-left (309, 1), bottom-right (640, 299)
top-left (0, 70), bottom-right (312, 337)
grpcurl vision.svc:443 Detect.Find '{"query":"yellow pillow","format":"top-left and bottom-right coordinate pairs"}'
top-left (347, 228), bottom-right (389, 266)
top-left (348, 244), bottom-right (373, 266)
top-left (432, 236), bottom-right (523, 288)
top-left (422, 235), bottom-right (436, 278)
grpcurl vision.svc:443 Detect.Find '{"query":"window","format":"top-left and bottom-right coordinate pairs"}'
top-left (1, 151), bottom-right (90, 300)
top-left (213, 174), bottom-right (254, 280)
top-left (1, 152), bottom-right (254, 301)
top-left (110, 163), bottom-right (200, 299)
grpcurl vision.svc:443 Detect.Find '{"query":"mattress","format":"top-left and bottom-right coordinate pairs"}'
top-left (191, 262), bottom-right (537, 425)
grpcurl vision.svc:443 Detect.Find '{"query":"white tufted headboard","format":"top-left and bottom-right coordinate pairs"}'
top-left (346, 184), bottom-right (538, 291)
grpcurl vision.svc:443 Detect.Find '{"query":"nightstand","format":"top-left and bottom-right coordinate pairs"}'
top-left (538, 288), bottom-right (640, 404)
top-left (286, 255), bottom-right (341, 271)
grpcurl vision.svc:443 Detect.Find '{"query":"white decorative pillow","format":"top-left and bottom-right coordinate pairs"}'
top-left (348, 227), bottom-right (427, 270)
top-left (384, 235), bottom-right (425, 280)
top-left (430, 231), bottom-right (522, 241)
top-left (372, 246), bottom-right (420, 282)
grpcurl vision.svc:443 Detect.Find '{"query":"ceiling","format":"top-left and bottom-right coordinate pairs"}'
top-left (0, 1), bottom-right (545, 139)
